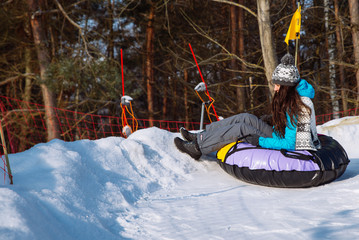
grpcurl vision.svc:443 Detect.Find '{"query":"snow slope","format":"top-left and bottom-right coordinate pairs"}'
top-left (1, 116), bottom-right (359, 240)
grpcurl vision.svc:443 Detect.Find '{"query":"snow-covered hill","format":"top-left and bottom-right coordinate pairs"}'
top-left (1, 117), bottom-right (359, 240)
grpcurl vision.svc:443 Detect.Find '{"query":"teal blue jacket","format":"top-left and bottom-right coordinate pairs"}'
top-left (258, 79), bottom-right (315, 150)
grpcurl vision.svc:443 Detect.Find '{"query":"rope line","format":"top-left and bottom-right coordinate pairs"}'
top-left (120, 49), bottom-right (138, 137)
top-left (189, 43), bottom-right (220, 121)
top-left (195, 90), bottom-right (217, 123)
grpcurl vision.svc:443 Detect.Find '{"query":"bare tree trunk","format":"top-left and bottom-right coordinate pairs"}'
top-left (292, 0), bottom-right (300, 70)
top-left (27, 0), bottom-right (60, 141)
top-left (292, 0), bottom-right (297, 10)
top-left (145, 5), bottom-right (155, 126)
top-left (24, 19), bottom-right (32, 104)
top-left (184, 68), bottom-right (190, 129)
top-left (20, 26), bottom-right (33, 151)
top-left (230, 2), bottom-right (244, 112)
top-left (24, 49), bottom-right (32, 103)
top-left (257, 0), bottom-right (277, 97)
top-left (230, 3), bottom-right (237, 85)
top-left (324, 0), bottom-right (340, 117)
top-left (238, 0), bottom-right (246, 112)
top-left (162, 76), bottom-right (168, 120)
top-left (172, 76), bottom-right (178, 122)
top-left (107, 0), bottom-right (114, 60)
top-left (349, 0), bottom-right (359, 104)
top-left (334, 0), bottom-right (348, 113)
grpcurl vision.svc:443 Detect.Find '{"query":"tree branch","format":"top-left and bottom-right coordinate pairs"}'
top-left (211, 0), bottom-right (257, 17)
top-left (180, 9), bottom-right (263, 71)
top-left (53, 0), bottom-right (92, 59)
top-left (0, 74), bottom-right (36, 86)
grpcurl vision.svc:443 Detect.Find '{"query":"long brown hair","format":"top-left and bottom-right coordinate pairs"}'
top-left (271, 85), bottom-right (311, 138)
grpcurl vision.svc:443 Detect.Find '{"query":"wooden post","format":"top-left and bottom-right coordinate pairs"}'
top-left (0, 120), bottom-right (13, 184)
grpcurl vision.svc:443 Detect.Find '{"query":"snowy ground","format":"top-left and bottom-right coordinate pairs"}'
top-left (1, 116), bottom-right (359, 240)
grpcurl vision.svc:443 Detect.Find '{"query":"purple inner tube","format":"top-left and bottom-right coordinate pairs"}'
top-left (225, 143), bottom-right (320, 171)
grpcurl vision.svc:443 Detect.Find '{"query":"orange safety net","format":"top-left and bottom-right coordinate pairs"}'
top-left (0, 95), bottom-right (202, 155)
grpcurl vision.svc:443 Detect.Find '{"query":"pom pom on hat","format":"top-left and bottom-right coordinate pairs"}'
top-left (272, 53), bottom-right (300, 86)
top-left (281, 53), bottom-right (295, 66)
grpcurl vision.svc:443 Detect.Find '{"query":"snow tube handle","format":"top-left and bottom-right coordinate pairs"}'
top-left (280, 149), bottom-right (315, 161)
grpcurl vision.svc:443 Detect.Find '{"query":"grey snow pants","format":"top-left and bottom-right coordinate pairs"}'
top-left (197, 113), bottom-right (273, 154)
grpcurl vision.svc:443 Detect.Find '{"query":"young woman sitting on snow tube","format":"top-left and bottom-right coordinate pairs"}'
top-left (174, 53), bottom-right (349, 187)
top-left (174, 53), bottom-right (321, 159)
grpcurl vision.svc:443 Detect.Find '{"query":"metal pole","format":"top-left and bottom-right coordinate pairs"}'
top-left (200, 102), bottom-right (205, 130)
top-left (295, 1), bottom-right (300, 67)
top-left (295, 35), bottom-right (299, 66)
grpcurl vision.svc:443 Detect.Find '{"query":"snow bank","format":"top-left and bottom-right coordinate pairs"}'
top-left (317, 116), bottom-right (359, 158)
top-left (0, 119), bottom-right (358, 240)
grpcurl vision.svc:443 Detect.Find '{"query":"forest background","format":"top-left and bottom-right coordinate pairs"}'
top-left (1, 0), bottom-right (359, 147)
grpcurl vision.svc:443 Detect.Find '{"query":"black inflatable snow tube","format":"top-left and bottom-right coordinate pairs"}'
top-left (217, 135), bottom-right (350, 188)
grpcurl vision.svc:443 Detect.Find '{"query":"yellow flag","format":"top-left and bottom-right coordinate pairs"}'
top-left (285, 6), bottom-right (301, 45)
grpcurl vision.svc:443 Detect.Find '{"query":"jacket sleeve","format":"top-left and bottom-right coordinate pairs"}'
top-left (258, 115), bottom-right (297, 150)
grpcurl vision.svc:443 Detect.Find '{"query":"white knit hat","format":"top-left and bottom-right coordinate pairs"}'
top-left (272, 53), bottom-right (300, 86)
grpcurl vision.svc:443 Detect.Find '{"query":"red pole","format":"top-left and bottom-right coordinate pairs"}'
top-left (120, 49), bottom-right (128, 126)
top-left (188, 43), bottom-right (219, 121)
top-left (121, 49), bottom-right (125, 97)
